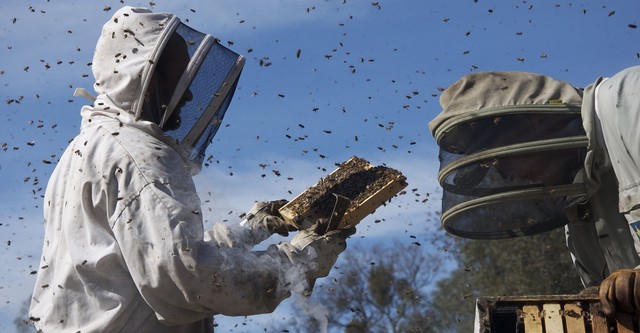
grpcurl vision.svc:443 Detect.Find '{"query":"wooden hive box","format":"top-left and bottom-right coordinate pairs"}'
top-left (474, 294), bottom-right (639, 333)
top-left (279, 156), bottom-right (407, 231)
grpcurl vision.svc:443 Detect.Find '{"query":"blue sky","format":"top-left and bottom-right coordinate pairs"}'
top-left (1, 0), bottom-right (639, 331)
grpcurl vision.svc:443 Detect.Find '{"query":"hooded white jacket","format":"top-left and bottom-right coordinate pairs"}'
top-left (564, 66), bottom-right (640, 287)
top-left (29, 7), bottom-right (306, 333)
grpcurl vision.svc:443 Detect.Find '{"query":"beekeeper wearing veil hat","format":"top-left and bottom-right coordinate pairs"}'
top-left (29, 6), bottom-right (354, 332)
top-left (429, 68), bottom-right (640, 317)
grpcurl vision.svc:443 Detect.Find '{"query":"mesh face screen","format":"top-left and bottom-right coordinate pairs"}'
top-left (437, 112), bottom-right (587, 239)
top-left (439, 113), bottom-right (584, 155)
top-left (441, 191), bottom-right (571, 239)
top-left (160, 23), bottom-right (244, 165)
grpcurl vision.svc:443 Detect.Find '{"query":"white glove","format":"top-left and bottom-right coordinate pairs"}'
top-left (244, 200), bottom-right (297, 236)
top-left (289, 221), bottom-right (355, 280)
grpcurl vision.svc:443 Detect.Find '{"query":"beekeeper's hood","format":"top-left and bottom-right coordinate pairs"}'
top-left (429, 72), bottom-right (587, 239)
top-left (80, 6), bottom-right (244, 174)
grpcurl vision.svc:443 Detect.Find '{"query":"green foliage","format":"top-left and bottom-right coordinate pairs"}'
top-left (427, 228), bottom-right (584, 332)
top-left (369, 264), bottom-right (394, 308)
top-left (269, 227), bottom-right (583, 333)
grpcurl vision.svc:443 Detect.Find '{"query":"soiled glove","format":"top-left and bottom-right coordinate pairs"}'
top-left (599, 269), bottom-right (640, 316)
top-left (290, 221), bottom-right (356, 279)
top-left (245, 200), bottom-right (297, 236)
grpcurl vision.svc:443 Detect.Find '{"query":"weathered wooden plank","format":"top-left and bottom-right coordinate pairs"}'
top-left (562, 303), bottom-right (586, 333)
top-left (590, 311), bottom-right (609, 333)
top-left (279, 156), bottom-right (407, 230)
top-left (542, 303), bottom-right (563, 333)
top-left (522, 305), bottom-right (543, 333)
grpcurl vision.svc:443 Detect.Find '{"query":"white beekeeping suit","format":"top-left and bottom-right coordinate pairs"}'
top-left (563, 67), bottom-right (640, 289)
top-left (579, 66), bottom-right (640, 315)
top-left (29, 6), bottom-right (351, 333)
top-left (593, 66), bottom-right (640, 247)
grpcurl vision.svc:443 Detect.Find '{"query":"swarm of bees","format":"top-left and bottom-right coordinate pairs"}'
top-left (2, 1), bottom-right (638, 331)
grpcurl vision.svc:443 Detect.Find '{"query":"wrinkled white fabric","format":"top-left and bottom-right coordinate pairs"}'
top-left (595, 66), bottom-right (640, 214)
top-left (29, 6), bottom-right (315, 333)
top-left (565, 66), bottom-right (640, 287)
top-left (565, 169), bottom-right (640, 286)
top-left (289, 226), bottom-right (351, 280)
top-left (594, 66), bottom-right (640, 255)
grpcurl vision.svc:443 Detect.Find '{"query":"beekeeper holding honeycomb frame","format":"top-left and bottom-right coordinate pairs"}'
top-left (29, 6), bottom-right (353, 333)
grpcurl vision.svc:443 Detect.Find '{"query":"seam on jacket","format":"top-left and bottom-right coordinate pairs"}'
top-left (93, 124), bottom-right (178, 227)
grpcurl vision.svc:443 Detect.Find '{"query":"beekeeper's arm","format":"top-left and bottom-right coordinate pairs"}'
top-left (111, 162), bottom-right (349, 326)
top-left (207, 200), bottom-right (296, 250)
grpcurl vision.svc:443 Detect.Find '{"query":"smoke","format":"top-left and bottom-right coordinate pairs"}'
top-left (202, 219), bottom-right (333, 332)
top-left (202, 201), bottom-right (338, 332)
top-left (280, 246), bottom-right (331, 333)
top-left (205, 222), bottom-right (272, 250)
top-left (292, 294), bottom-right (330, 333)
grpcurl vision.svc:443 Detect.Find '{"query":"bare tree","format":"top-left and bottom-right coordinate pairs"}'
top-left (427, 228), bottom-right (583, 332)
top-left (271, 236), bottom-right (452, 333)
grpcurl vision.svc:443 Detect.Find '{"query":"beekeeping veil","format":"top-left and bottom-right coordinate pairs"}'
top-left (91, 6), bottom-right (244, 174)
top-left (429, 72), bottom-right (587, 239)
